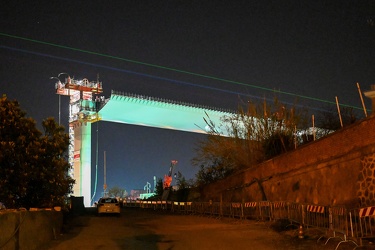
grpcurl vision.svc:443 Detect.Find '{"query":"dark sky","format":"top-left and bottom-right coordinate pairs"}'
top-left (1, 1), bottom-right (374, 200)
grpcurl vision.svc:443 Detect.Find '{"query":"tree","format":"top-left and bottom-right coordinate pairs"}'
top-left (174, 171), bottom-right (191, 201)
top-left (195, 160), bottom-right (234, 187)
top-left (315, 105), bottom-right (358, 133)
top-left (108, 186), bottom-right (126, 198)
top-left (154, 178), bottom-right (164, 197)
top-left (192, 97), bottom-right (307, 185)
top-left (0, 96), bottom-right (74, 208)
top-left (175, 171), bottom-right (187, 189)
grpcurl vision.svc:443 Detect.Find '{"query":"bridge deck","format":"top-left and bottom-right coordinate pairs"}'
top-left (99, 93), bottom-right (233, 134)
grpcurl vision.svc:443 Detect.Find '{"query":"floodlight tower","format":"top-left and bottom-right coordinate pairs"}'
top-left (55, 74), bottom-right (103, 207)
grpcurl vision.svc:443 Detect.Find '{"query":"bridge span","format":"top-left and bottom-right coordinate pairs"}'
top-left (53, 75), bottom-right (233, 206)
top-left (57, 78), bottom-right (234, 206)
top-left (100, 91), bottom-right (232, 133)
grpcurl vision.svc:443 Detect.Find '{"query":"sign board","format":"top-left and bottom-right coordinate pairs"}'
top-left (73, 150), bottom-right (80, 162)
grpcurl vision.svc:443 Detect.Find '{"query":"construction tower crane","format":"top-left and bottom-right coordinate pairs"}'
top-left (163, 160), bottom-right (178, 190)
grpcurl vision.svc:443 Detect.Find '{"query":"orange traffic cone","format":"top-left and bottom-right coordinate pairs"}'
top-left (298, 225), bottom-right (304, 239)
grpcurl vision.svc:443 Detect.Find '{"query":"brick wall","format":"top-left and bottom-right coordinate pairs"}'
top-left (201, 116), bottom-right (375, 207)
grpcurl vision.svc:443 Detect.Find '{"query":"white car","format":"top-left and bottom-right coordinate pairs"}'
top-left (97, 197), bottom-right (121, 216)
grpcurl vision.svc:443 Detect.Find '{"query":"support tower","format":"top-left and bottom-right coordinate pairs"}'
top-left (55, 75), bottom-right (103, 206)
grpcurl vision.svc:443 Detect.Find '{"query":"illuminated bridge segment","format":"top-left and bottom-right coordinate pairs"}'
top-left (75, 91), bottom-right (233, 206)
top-left (55, 76), bottom-right (234, 207)
top-left (99, 92), bottom-right (233, 134)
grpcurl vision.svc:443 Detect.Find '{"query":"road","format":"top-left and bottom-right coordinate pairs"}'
top-left (44, 208), bottom-right (356, 250)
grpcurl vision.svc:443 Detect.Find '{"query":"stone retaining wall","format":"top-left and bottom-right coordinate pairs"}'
top-left (201, 116), bottom-right (375, 207)
top-left (0, 210), bottom-right (63, 250)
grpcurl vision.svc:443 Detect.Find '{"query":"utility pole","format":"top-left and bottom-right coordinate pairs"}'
top-left (104, 151), bottom-right (107, 197)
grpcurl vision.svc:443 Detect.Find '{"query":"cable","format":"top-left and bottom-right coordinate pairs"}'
top-left (0, 45), bottom-right (363, 114)
top-left (0, 33), bottom-right (366, 111)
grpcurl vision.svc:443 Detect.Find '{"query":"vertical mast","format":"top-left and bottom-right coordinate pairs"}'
top-left (104, 151), bottom-right (107, 197)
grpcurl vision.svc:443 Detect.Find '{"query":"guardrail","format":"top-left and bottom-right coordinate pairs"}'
top-left (123, 200), bottom-right (375, 249)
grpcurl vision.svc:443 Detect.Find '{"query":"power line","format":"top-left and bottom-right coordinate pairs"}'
top-left (0, 45), bottom-right (267, 102)
top-left (0, 33), bottom-right (365, 111)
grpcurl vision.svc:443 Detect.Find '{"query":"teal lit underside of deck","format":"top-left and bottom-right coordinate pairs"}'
top-left (98, 93), bottom-right (233, 134)
top-left (79, 92), bottom-right (233, 206)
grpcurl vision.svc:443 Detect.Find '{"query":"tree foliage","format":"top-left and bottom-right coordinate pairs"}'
top-left (315, 105), bottom-right (358, 133)
top-left (176, 173), bottom-right (186, 189)
top-left (195, 160), bottom-right (234, 187)
top-left (154, 178), bottom-right (164, 197)
top-left (193, 97), bottom-right (307, 185)
top-left (108, 186), bottom-right (126, 198)
top-left (174, 171), bottom-right (191, 201)
top-left (0, 96), bottom-right (74, 209)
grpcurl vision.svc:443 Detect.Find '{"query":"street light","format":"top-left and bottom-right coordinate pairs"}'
top-left (50, 76), bottom-right (62, 125)
top-left (58, 72), bottom-right (70, 80)
top-left (50, 73), bottom-right (71, 126)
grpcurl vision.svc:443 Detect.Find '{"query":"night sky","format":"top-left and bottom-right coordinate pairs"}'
top-left (1, 1), bottom-right (374, 200)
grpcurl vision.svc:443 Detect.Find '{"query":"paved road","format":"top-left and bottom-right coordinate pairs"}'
top-left (44, 208), bottom-right (356, 250)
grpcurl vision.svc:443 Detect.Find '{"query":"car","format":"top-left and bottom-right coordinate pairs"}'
top-left (97, 197), bottom-right (121, 216)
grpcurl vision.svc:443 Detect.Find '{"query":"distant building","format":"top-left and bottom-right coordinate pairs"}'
top-left (129, 189), bottom-right (144, 200)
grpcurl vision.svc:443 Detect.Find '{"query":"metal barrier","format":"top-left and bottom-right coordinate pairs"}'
top-left (153, 201), bottom-right (167, 210)
top-left (172, 201), bottom-right (180, 213)
top-left (189, 202), bottom-right (222, 218)
top-left (320, 206), bottom-right (358, 250)
top-left (349, 206), bottom-right (375, 247)
top-left (305, 204), bottom-right (329, 230)
top-left (131, 199), bottom-right (375, 248)
top-left (230, 203), bottom-right (243, 220)
top-left (139, 201), bottom-right (145, 208)
top-left (151, 201), bottom-right (157, 210)
top-left (202, 202), bottom-right (212, 216)
top-left (179, 202), bottom-right (186, 214)
top-left (211, 202), bottom-right (221, 218)
top-left (287, 202), bottom-right (303, 226)
top-left (243, 202), bottom-right (258, 220)
top-left (192, 202), bottom-right (204, 216)
top-left (222, 202), bottom-right (232, 218)
top-left (123, 200), bottom-right (141, 208)
top-left (146, 201), bottom-right (152, 209)
top-left (271, 201), bottom-right (289, 221)
top-left (184, 202), bottom-right (192, 214)
top-left (166, 201), bottom-right (173, 210)
top-left (258, 201), bottom-right (272, 221)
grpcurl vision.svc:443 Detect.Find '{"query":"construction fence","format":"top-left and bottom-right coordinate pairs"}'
top-left (124, 200), bottom-right (375, 249)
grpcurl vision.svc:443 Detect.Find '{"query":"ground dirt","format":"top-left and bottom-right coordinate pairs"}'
top-left (44, 208), bottom-right (373, 250)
